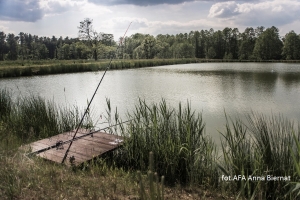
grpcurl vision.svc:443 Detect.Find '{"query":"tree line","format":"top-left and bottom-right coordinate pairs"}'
top-left (0, 19), bottom-right (300, 62)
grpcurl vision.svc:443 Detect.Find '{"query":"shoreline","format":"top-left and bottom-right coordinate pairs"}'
top-left (1, 58), bottom-right (300, 78)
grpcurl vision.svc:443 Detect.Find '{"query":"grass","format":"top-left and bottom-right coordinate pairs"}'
top-left (0, 59), bottom-right (199, 78)
top-left (219, 114), bottom-right (299, 199)
top-left (2, 58), bottom-right (300, 78)
top-left (114, 99), bottom-right (218, 186)
top-left (1, 88), bottom-right (300, 199)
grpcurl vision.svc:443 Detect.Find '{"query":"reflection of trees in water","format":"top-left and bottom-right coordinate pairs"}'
top-left (180, 70), bottom-right (279, 96)
top-left (221, 71), bottom-right (278, 97)
top-left (251, 72), bottom-right (278, 93)
top-left (279, 73), bottom-right (300, 88)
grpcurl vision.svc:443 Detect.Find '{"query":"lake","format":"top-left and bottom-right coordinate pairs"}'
top-left (1, 62), bottom-right (300, 144)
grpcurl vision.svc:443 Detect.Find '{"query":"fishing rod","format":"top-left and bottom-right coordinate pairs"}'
top-left (27, 119), bottom-right (132, 157)
top-left (61, 22), bottom-right (132, 164)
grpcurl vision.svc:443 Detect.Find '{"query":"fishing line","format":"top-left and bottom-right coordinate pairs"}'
top-left (61, 22), bottom-right (132, 164)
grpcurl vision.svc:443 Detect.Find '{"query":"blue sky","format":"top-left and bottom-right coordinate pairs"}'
top-left (0, 0), bottom-right (299, 40)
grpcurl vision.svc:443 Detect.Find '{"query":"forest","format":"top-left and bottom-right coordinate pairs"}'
top-left (0, 18), bottom-right (300, 62)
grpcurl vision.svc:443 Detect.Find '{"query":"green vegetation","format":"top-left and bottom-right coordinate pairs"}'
top-left (1, 89), bottom-right (300, 199)
top-left (1, 20), bottom-right (300, 64)
top-left (1, 58), bottom-right (300, 78)
top-left (1, 19), bottom-right (300, 78)
top-left (115, 99), bottom-right (218, 186)
top-left (0, 58), bottom-right (201, 78)
top-left (219, 114), bottom-right (299, 199)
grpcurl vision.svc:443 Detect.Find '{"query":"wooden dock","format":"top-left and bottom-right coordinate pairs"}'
top-left (27, 128), bottom-right (123, 166)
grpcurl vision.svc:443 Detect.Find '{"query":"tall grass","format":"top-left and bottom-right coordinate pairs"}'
top-left (286, 131), bottom-right (300, 198)
top-left (0, 58), bottom-right (200, 78)
top-left (219, 113), bottom-right (299, 199)
top-left (0, 89), bottom-right (12, 120)
top-left (114, 99), bottom-right (218, 186)
top-left (0, 89), bottom-right (91, 147)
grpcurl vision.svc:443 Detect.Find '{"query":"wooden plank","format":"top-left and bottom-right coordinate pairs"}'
top-left (78, 136), bottom-right (121, 150)
top-left (37, 146), bottom-right (91, 165)
top-left (28, 128), bottom-right (124, 166)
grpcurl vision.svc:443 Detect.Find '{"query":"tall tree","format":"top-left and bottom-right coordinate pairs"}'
top-left (6, 33), bottom-right (18, 60)
top-left (0, 32), bottom-right (6, 60)
top-left (78, 18), bottom-right (99, 60)
top-left (142, 35), bottom-right (156, 59)
top-left (253, 26), bottom-right (283, 60)
top-left (212, 30), bottom-right (224, 59)
top-left (282, 31), bottom-right (300, 60)
top-left (239, 27), bottom-right (256, 60)
top-left (19, 32), bottom-right (26, 64)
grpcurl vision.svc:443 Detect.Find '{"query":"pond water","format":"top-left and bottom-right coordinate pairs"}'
top-left (1, 62), bottom-right (300, 144)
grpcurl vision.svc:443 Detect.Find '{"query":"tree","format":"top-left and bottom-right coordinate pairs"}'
top-left (0, 32), bottom-right (7, 60)
top-left (230, 28), bottom-right (239, 59)
top-left (78, 18), bottom-right (99, 60)
top-left (39, 44), bottom-right (49, 59)
top-left (123, 33), bottom-right (146, 59)
top-left (223, 27), bottom-right (232, 58)
top-left (253, 26), bottom-right (283, 60)
top-left (142, 35), bottom-right (156, 59)
top-left (239, 27), bottom-right (256, 60)
top-left (207, 47), bottom-right (216, 59)
top-left (76, 41), bottom-right (92, 59)
top-left (212, 30), bottom-right (224, 59)
top-left (6, 33), bottom-right (18, 60)
top-left (19, 32), bottom-right (27, 64)
top-left (282, 31), bottom-right (300, 60)
top-left (204, 29), bottom-right (214, 58)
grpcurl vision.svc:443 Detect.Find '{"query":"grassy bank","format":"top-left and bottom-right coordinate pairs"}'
top-left (0, 59), bottom-right (198, 78)
top-left (1, 58), bottom-right (300, 78)
top-left (1, 89), bottom-right (300, 199)
top-left (0, 89), bottom-right (227, 199)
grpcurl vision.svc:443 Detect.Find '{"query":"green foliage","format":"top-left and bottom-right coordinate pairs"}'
top-left (286, 132), bottom-right (300, 198)
top-left (282, 31), bottom-right (300, 60)
top-left (206, 47), bottom-right (216, 59)
top-left (0, 58), bottom-right (202, 78)
top-left (0, 89), bottom-right (89, 143)
top-left (253, 26), bottom-right (283, 60)
top-left (2, 25), bottom-right (300, 63)
top-left (0, 89), bottom-right (12, 120)
top-left (220, 113), bottom-right (298, 199)
top-left (115, 99), bottom-right (218, 186)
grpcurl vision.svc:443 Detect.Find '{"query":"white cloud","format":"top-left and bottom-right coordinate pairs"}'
top-left (209, 0), bottom-right (300, 28)
top-left (208, 1), bottom-right (240, 18)
top-left (0, 21), bottom-right (11, 33)
top-left (40, 0), bottom-right (85, 16)
top-left (88, 0), bottom-right (195, 6)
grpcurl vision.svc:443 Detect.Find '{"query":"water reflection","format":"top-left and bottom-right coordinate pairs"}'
top-left (178, 70), bottom-right (279, 96)
top-left (279, 72), bottom-right (300, 88)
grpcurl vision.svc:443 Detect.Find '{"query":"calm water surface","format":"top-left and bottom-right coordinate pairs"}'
top-left (1, 62), bottom-right (300, 144)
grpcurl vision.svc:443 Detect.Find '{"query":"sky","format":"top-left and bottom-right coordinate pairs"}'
top-left (0, 0), bottom-right (299, 40)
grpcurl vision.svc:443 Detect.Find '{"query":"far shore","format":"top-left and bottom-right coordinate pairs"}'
top-left (1, 58), bottom-right (300, 78)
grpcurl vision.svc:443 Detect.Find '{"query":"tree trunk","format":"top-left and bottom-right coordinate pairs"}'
top-left (94, 49), bottom-right (97, 61)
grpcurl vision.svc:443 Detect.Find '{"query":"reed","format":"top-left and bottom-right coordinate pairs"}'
top-left (0, 89), bottom-right (91, 145)
top-left (0, 89), bottom-right (12, 120)
top-left (219, 113), bottom-right (299, 199)
top-left (114, 98), bottom-right (218, 186)
top-left (286, 131), bottom-right (300, 198)
top-left (0, 59), bottom-right (200, 78)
